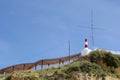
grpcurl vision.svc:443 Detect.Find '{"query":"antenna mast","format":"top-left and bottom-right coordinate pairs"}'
top-left (91, 9), bottom-right (94, 49)
top-left (68, 40), bottom-right (70, 63)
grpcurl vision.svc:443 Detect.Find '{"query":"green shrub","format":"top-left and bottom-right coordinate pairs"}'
top-left (5, 74), bottom-right (11, 80)
top-left (80, 61), bottom-right (102, 73)
top-left (65, 65), bottom-right (80, 74)
top-left (102, 52), bottom-right (120, 68)
top-left (5, 76), bottom-right (11, 80)
top-left (24, 76), bottom-right (39, 80)
top-left (45, 76), bottom-right (55, 80)
top-left (116, 74), bottom-right (120, 79)
top-left (89, 50), bottom-right (120, 68)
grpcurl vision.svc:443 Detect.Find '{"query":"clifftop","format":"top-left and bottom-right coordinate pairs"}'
top-left (1, 50), bottom-right (120, 80)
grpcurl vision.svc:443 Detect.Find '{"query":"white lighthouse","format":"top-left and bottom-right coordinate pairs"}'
top-left (81, 38), bottom-right (92, 56)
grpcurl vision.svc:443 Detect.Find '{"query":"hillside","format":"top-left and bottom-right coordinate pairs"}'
top-left (1, 50), bottom-right (120, 80)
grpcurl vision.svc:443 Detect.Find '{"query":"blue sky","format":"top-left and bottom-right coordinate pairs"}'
top-left (0, 0), bottom-right (120, 68)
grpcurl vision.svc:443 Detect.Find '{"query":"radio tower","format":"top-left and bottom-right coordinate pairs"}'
top-left (78, 9), bottom-right (97, 49)
top-left (91, 9), bottom-right (94, 49)
top-left (68, 40), bottom-right (70, 63)
top-left (77, 9), bottom-right (105, 49)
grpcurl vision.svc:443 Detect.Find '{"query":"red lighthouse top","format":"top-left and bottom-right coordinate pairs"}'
top-left (85, 38), bottom-right (88, 48)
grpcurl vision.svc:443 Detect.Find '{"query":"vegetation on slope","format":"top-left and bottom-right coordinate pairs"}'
top-left (1, 50), bottom-right (120, 80)
top-left (89, 49), bottom-right (120, 68)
